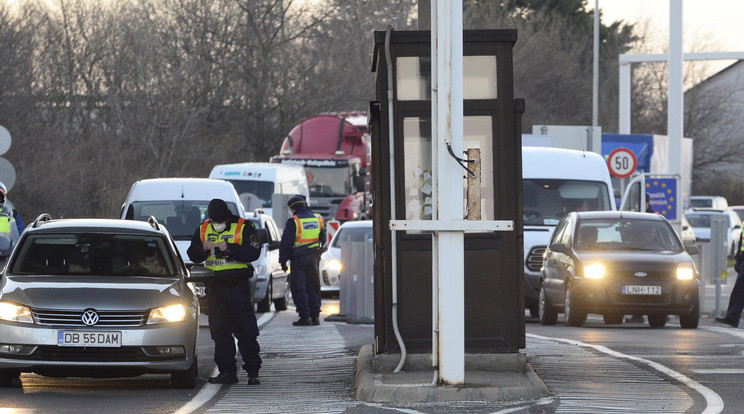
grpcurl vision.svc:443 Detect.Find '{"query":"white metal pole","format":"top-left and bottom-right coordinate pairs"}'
top-left (619, 63), bottom-right (631, 134)
top-left (429, 0), bottom-right (440, 384)
top-left (592, 0), bottom-right (599, 128)
top-left (669, 0), bottom-right (683, 227)
top-left (435, 0), bottom-right (464, 384)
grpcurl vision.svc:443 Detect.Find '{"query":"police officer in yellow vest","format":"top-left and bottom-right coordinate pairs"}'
top-left (280, 195), bottom-right (326, 326)
top-left (187, 199), bottom-right (262, 385)
top-left (0, 192), bottom-right (18, 258)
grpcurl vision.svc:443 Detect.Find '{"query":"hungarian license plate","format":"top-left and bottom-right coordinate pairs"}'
top-left (57, 331), bottom-right (122, 347)
top-left (622, 285), bottom-right (661, 295)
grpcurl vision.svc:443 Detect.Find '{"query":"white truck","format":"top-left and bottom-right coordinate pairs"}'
top-left (522, 147), bottom-right (616, 317)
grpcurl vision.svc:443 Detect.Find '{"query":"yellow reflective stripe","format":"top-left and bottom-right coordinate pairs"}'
top-left (201, 220), bottom-right (248, 271)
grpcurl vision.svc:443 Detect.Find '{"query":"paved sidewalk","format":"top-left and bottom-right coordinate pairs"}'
top-left (197, 307), bottom-right (697, 413)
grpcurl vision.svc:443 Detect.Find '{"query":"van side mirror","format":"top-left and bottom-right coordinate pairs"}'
top-left (550, 243), bottom-right (568, 254)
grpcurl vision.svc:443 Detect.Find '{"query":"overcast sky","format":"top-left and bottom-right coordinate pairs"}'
top-left (589, 0), bottom-right (744, 52)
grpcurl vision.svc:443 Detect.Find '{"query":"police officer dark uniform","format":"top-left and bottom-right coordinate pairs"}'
top-left (187, 199), bottom-right (262, 385)
top-left (280, 195), bottom-right (326, 326)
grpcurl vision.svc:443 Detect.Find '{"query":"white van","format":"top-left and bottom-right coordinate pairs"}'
top-left (208, 162), bottom-right (309, 217)
top-left (522, 147), bottom-right (615, 317)
top-left (120, 178), bottom-right (246, 265)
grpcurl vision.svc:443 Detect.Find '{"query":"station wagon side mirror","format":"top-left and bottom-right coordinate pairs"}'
top-left (550, 243), bottom-right (568, 254)
top-left (184, 265), bottom-right (214, 282)
top-left (685, 245), bottom-right (701, 255)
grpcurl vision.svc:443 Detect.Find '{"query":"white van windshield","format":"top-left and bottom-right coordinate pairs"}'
top-left (128, 201), bottom-right (240, 239)
top-left (523, 179), bottom-right (611, 226)
top-left (227, 180), bottom-right (274, 208)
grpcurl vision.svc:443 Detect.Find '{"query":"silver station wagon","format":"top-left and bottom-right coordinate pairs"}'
top-left (0, 215), bottom-right (202, 388)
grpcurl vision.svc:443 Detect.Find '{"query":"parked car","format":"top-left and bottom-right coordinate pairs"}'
top-left (539, 211), bottom-right (700, 329)
top-left (678, 214), bottom-right (697, 247)
top-left (319, 220), bottom-right (373, 296)
top-left (689, 195), bottom-right (728, 210)
top-left (684, 208), bottom-right (742, 258)
top-left (245, 209), bottom-right (290, 312)
top-left (729, 205), bottom-right (744, 222)
top-left (0, 215), bottom-right (202, 388)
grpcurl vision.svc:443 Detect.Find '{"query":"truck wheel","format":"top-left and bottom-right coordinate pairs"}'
top-left (564, 283), bottom-right (586, 327)
top-left (256, 279), bottom-right (272, 313)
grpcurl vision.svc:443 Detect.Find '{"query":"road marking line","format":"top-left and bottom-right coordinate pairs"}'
top-left (693, 369), bottom-right (744, 374)
top-left (171, 311), bottom-right (275, 414)
top-left (527, 333), bottom-right (724, 414)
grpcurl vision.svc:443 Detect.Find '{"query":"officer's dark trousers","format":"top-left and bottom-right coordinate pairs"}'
top-left (207, 279), bottom-right (262, 375)
top-left (725, 265), bottom-right (744, 326)
top-left (289, 252), bottom-right (321, 320)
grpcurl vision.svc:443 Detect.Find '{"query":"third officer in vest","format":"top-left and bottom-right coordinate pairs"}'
top-left (280, 195), bottom-right (326, 326)
top-left (187, 199), bottom-right (262, 384)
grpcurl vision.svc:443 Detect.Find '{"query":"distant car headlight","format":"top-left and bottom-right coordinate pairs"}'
top-left (583, 263), bottom-right (605, 279)
top-left (147, 304), bottom-right (187, 324)
top-left (677, 263), bottom-right (694, 280)
top-left (325, 259), bottom-right (342, 272)
top-left (0, 301), bottom-right (33, 324)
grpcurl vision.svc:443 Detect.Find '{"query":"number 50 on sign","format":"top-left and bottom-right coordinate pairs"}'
top-left (607, 148), bottom-right (637, 178)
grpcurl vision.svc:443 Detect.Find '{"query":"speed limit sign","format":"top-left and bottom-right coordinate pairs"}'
top-left (607, 148), bottom-right (637, 178)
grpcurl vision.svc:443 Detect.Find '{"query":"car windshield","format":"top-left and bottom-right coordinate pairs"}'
top-left (331, 226), bottom-right (373, 247)
top-left (523, 179), bottom-right (612, 226)
top-left (129, 201), bottom-right (239, 239)
top-left (574, 218), bottom-right (683, 252)
top-left (10, 233), bottom-right (176, 276)
top-left (227, 180), bottom-right (274, 209)
top-left (305, 166), bottom-right (351, 197)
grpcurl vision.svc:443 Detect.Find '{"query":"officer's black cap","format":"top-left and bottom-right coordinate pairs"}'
top-left (208, 198), bottom-right (231, 222)
top-left (287, 194), bottom-right (306, 210)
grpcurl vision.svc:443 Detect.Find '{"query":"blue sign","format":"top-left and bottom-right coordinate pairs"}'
top-left (646, 178), bottom-right (677, 220)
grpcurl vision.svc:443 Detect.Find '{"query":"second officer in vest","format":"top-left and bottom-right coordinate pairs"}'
top-left (187, 198), bottom-right (262, 384)
top-left (280, 195), bottom-right (326, 326)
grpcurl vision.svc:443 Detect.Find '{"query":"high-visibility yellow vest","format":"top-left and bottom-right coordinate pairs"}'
top-left (293, 214), bottom-right (324, 249)
top-left (199, 218), bottom-right (248, 271)
top-left (0, 216), bottom-right (14, 240)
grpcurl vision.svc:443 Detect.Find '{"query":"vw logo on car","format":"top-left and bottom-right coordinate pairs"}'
top-left (81, 309), bottom-right (99, 326)
top-left (634, 272), bottom-right (648, 277)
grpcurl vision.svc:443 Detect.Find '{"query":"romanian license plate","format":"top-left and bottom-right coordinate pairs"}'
top-left (622, 285), bottom-right (661, 295)
top-left (57, 331), bottom-right (122, 347)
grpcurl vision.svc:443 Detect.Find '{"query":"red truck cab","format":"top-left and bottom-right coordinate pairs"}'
top-left (271, 113), bottom-right (371, 222)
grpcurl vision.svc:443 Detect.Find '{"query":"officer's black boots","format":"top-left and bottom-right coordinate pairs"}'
top-left (292, 318), bottom-right (312, 326)
top-left (247, 375), bottom-right (261, 385)
top-left (312, 317), bottom-right (320, 325)
top-left (208, 372), bottom-right (238, 384)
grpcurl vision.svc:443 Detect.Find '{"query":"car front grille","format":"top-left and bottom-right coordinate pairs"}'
top-left (526, 246), bottom-right (545, 272)
top-left (32, 309), bottom-right (149, 327)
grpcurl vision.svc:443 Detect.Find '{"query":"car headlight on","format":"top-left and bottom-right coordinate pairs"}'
top-left (0, 301), bottom-right (33, 324)
top-left (583, 263), bottom-right (605, 279)
top-left (147, 304), bottom-right (187, 324)
top-left (325, 259), bottom-right (342, 272)
top-left (677, 263), bottom-right (694, 280)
